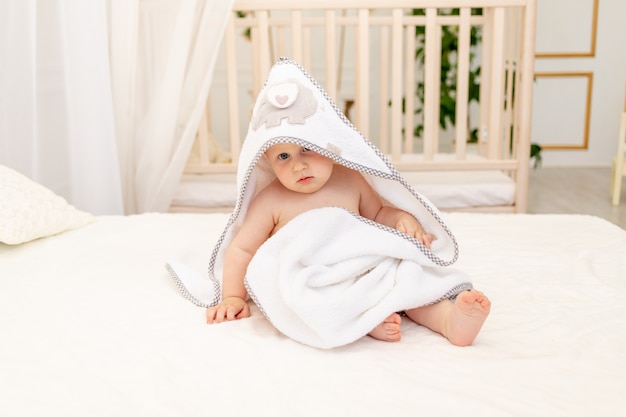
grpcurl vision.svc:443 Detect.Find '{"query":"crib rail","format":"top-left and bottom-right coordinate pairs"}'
top-left (185, 0), bottom-right (536, 212)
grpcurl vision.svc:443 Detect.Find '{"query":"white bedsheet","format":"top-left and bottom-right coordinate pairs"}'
top-left (172, 170), bottom-right (515, 211)
top-left (1, 213), bottom-right (625, 416)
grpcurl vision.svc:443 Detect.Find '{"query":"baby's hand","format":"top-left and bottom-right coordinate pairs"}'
top-left (396, 215), bottom-right (435, 249)
top-left (206, 296), bottom-right (251, 324)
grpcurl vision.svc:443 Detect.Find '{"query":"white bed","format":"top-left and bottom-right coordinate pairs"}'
top-left (2, 170), bottom-right (626, 416)
top-left (171, 168), bottom-right (516, 212)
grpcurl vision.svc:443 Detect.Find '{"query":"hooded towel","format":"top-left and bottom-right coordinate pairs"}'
top-left (167, 58), bottom-right (472, 348)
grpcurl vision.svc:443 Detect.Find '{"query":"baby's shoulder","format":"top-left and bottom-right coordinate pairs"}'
top-left (332, 164), bottom-right (369, 189)
top-left (333, 164), bottom-right (365, 181)
top-left (251, 179), bottom-right (286, 204)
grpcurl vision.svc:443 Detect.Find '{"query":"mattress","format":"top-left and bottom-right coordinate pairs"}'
top-left (172, 169), bottom-right (515, 210)
top-left (1, 212), bottom-right (625, 416)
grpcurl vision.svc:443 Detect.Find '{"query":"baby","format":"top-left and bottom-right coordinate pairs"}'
top-left (206, 143), bottom-right (491, 346)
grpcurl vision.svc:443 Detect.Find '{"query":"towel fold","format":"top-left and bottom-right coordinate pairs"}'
top-left (245, 207), bottom-right (472, 349)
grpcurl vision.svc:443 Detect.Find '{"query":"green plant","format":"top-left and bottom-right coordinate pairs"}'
top-left (530, 143), bottom-right (543, 169)
top-left (411, 8), bottom-right (483, 142)
top-left (409, 8), bottom-right (542, 167)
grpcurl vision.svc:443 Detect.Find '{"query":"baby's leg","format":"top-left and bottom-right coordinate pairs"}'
top-left (368, 313), bottom-right (402, 342)
top-left (404, 290), bottom-right (490, 346)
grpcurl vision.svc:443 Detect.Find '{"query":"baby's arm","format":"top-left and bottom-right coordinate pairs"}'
top-left (395, 211), bottom-right (435, 248)
top-left (206, 194), bottom-right (275, 324)
top-left (375, 206), bottom-right (435, 248)
top-left (356, 173), bottom-right (434, 248)
top-left (205, 245), bottom-right (252, 324)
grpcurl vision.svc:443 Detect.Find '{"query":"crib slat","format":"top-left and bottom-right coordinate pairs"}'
top-left (455, 8), bottom-right (471, 159)
top-left (422, 8), bottom-right (440, 160)
top-left (291, 11), bottom-right (303, 63)
top-left (404, 24), bottom-right (416, 154)
top-left (512, 7), bottom-right (526, 163)
top-left (303, 27), bottom-right (312, 71)
top-left (325, 10), bottom-right (337, 101)
top-left (512, 0), bottom-right (537, 213)
top-left (337, 9), bottom-right (347, 97)
top-left (355, 8), bottom-right (369, 137)
top-left (250, 27), bottom-right (261, 97)
top-left (478, 8), bottom-right (492, 156)
top-left (390, 8), bottom-right (403, 162)
top-left (276, 27), bottom-right (285, 58)
top-left (503, 8), bottom-right (516, 160)
top-left (378, 25), bottom-right (390, 154)
top-left (486, 7), bottom-right (506, 159)
top-left (254, 10), bottom-right (271, 97)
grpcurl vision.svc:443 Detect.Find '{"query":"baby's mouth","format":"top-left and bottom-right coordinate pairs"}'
top-left (298, 176), bottom-right (313, 183)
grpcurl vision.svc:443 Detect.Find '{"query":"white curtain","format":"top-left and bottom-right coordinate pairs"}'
top-left (1, 0), bottom-right (123, 215)
top-left (0, 0), bottom-right (234, 214)
top-left (110, 0), bottom-right (234, 213)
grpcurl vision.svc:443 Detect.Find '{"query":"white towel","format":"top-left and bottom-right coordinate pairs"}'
top-left (245, 207), bottom-right (471, 349)
top-left (167, 58), bottom-right (472, 347)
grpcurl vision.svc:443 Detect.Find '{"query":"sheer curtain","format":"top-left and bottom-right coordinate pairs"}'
top-left (1, 0), bottom-right (123, 215)
top-left (0, 0), bottom-right (233, 215)
top-left (110, 0), bottom-right (234, 213)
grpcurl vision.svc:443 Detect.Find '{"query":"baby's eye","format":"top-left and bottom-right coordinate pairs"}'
top-left (278, 152), bottom-right (289, 160)
top-left (302, 147), bottom-right (311, 152)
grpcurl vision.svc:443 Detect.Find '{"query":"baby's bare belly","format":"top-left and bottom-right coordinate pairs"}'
top-left (271, 201), bottom-right (359, 236)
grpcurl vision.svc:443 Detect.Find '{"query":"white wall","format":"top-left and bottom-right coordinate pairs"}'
top-left (533, 0), bottom-right (626, 167)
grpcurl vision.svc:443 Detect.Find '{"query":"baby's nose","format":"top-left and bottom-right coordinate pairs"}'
top-left (292, 158), bottom-right (307, 171)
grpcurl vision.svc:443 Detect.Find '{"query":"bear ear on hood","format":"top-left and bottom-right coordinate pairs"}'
top-left (240, 58), bottom-right (395, 187)
top-left (251, 79), bottom-right (318, 131)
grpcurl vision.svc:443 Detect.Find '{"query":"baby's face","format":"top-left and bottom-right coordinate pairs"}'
top-left (265, 143), bottom-right (334, 194)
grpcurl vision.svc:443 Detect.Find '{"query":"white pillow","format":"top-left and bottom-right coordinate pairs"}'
top-left (0, 165), bottom-right (95, 245)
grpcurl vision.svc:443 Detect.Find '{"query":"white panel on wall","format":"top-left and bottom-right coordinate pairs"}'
top-left (531, 73), bottom-right (592, 149)
top-left (535, 0), bottom-right (597, 57)
top-left (534, 0), bottom-right (626, 167)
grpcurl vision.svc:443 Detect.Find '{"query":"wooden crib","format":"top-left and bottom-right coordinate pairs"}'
top-left (170, 0), bottom-right (536, 213)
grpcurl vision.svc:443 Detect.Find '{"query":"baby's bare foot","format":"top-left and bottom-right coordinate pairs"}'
top-left (446, 290), bottom-right (491, 346)
top-left (368, 313), bottom-right (402, 342)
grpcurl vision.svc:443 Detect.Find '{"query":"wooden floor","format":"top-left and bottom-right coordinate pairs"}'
top-left (528, 167), bottom-right (626, 230)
